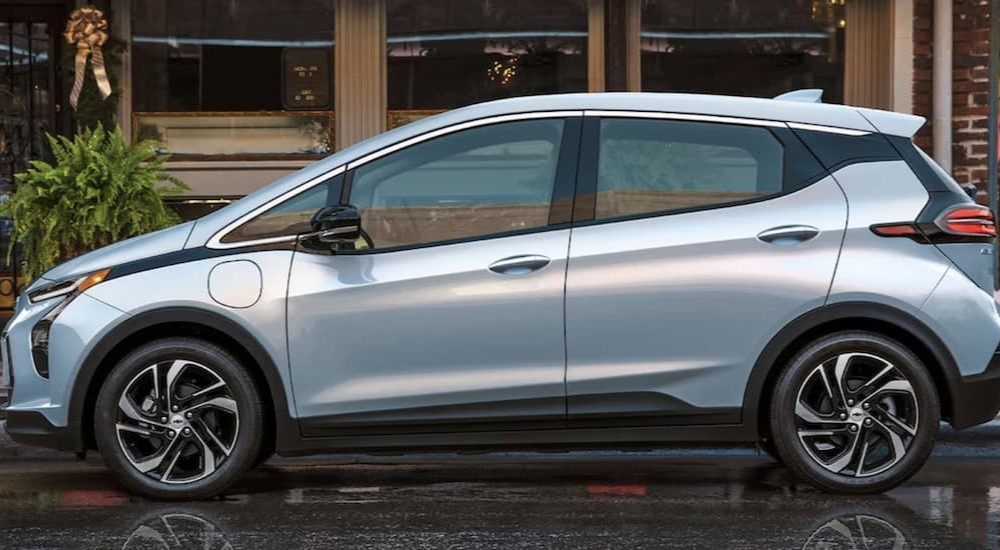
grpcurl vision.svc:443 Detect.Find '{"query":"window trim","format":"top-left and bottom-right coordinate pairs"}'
top-left (209, 110), bottom-right (583, 250)
top-left (573, 113), bottom-right (819, 225)
top-left (209, 165), bottom-right (347, 250)
top-left (210, 109), bottom-right (855, 250)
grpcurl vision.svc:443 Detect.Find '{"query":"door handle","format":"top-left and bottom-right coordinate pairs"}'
top-left (757, 225), bottom-right (820, 245)
top-left (488, 255), bottom-right (551, 275)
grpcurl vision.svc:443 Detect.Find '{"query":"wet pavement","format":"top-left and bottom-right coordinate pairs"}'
top-left (1, 450), bottom-right (999, 549)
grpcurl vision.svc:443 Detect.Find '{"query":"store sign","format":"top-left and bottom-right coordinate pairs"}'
top-left (282, 48), bottom-right (331, 110)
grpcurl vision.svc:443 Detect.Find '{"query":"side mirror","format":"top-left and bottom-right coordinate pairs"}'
top-left (308, 205), bottom-right (361, 243)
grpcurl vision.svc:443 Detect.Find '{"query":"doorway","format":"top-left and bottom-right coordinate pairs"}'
top-left (0, 4), bottom-right (68, 314)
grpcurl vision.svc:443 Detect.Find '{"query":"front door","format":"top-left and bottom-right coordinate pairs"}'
top-left (565, 115), bottom-right (847, 425)
top-left (287, 116), bottom-right (580, 436)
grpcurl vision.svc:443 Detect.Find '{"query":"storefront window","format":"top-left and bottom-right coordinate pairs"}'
top-left (641, 0), bottom-right (845, 102)
top-left (386, 0), bottom-right (587, 128)
top-left (130, 0), bottom-right (334, 158)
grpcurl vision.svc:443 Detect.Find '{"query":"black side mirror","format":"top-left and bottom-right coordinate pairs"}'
top-left (308, 205), bottom-right (361, 243)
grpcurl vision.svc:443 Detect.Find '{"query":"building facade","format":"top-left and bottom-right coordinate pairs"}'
top-left (0, 0), bottom-right (993, 207)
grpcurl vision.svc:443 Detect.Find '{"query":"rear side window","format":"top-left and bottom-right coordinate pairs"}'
top-left (595, 118), bottom-right (785, 220)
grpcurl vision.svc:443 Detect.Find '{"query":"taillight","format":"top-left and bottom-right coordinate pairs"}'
top-left (936, 205), bottom-right (996, 238)
top-left (871, 224), bottom-right (920, 237)
top-left (871, 204), bottom-right (997, 243)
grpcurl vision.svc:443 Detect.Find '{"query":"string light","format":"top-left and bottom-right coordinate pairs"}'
top-left (487, 57), bottom-right (518, 86)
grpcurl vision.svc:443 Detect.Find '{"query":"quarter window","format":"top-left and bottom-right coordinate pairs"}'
top-left (348, 119), bottom-right (564, 250)
top-left (595, 118), bottom-right (785, 220)
top-left (221, 174), bottom-right (343, 243)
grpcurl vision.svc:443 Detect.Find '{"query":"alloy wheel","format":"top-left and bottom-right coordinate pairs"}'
top-left (794, 352), bottom-right (919, 478)
top-left (115, 360), bottom-right (240, 485)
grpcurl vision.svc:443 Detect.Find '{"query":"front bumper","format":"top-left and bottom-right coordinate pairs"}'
top-left (950, 348), bottom-right (1000, 429)
top-left (2, 292), bottom-right (126, 452)
top-left (4, 409), bottom-right (82, 451)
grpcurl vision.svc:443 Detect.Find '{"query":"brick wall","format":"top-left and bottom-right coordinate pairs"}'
top-left (912, 0), bottom-right (991, 194)
top-left (913, 0), bottom-right (933, 151)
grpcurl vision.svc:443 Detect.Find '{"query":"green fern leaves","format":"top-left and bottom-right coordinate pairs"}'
top-left (4, 124), bottom-right (189, 280)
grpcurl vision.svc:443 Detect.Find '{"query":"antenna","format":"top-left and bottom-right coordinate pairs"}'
top-left (773, 89), bottom-right (824, 103)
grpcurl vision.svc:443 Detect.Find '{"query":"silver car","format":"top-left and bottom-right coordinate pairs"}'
top-left (4, 92), bottom-right (1000, 500)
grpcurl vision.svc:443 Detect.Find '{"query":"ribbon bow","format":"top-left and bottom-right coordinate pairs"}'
top-left (64, 6), bottom-right (112, 110)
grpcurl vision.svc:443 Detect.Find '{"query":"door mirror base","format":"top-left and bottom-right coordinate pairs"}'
top-left (308, 205), bottom-right (362, 243)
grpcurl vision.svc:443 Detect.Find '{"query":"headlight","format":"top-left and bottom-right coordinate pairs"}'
top-left (28, 268), bottom-right (110, 304)
top-left (26, 268), bottom-right (110, 378)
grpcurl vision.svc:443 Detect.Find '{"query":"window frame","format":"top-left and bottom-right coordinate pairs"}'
top-left (210, 111), bottom-right (583, 251)
top-left (571, 111), bottom-right (830, 226)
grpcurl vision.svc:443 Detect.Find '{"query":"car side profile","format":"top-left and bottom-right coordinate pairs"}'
top-left (4, 92), bottom-right (1000, 500)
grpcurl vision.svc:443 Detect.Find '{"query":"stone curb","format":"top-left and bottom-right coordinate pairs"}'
top-left (3, 419), bottom-right (1000, 462)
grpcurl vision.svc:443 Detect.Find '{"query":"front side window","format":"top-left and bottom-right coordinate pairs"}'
top-left (349, 119), bottom-right (565, 250)
top-left (595, 118), bottom-right (785, 220)
top-left (221, 174), bottom-right (342, 243)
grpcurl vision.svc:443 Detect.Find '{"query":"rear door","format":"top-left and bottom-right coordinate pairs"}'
top-left (564, 113), bottom-right (847, 426)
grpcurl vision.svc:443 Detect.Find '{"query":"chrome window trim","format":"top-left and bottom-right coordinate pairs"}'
top-left (208, 111), bottom-right (582, 250)
top-left (209, 109), bottom-right (869, 250)
top-left (584, 110), bottom-right (786, 128)
top-left (585, 110), bottom-right (874, 137)
top-left (786, 121), bottom-right (872, 136)
top-left (347, 110), bottom-right (584, 169)
top-left (208, 165), bottom-right (346, 250)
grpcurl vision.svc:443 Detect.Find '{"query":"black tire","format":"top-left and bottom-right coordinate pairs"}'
top-left (769, 331), bottom-right (939, 494)
top-left (758, 436), bottom-right (782, 464)
top-left (95, 337), bottom-right (264, 500)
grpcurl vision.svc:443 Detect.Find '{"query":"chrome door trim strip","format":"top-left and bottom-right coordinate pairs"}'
top-left (208, 111), bottom-right (583, 250)
top-left (583, 109), bottom-right (786, 128)
top-left (585, 110), bottom-right (874, 136)
top-left (347, 110), bottom-right (585, 169)
top-left (207, 165), bottom-right (346, 250)
top-left (208, 109), bottom-right (869, 250)
top-left (786, 121), bottom-right (872, 136)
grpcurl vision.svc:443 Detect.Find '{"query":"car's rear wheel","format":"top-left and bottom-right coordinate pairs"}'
top-left (95, 337), bottom-right (264, 500)
top-left (769, 331), bottom-right (939, 494)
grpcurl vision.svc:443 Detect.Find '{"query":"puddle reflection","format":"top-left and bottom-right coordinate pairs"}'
top-left (801, 511), bottom-right (910, 550)
top-left (111, 504), bottom-right (932, 550)
top-left (123, 513), bottom-right (233, 550)
top-left (0, 459), bottom-right (997, 548)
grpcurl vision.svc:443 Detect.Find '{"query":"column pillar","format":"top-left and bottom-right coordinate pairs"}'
top-left (334, 0), bottom-right (386, 150)
top-left (603, 0), bottom-right (641, 92)
top-left (625, 0), bottom-right (641, 91)
top-left (111, 0), bottom-right (131, 140)
top-left (890, 0), bottom-right (914, 113)
top-left (844, 0), bottom-right (892, 109)
top-left (931, 0), bottom-right (952, 170)
top-left (588, 0), bottom-right (605, 92)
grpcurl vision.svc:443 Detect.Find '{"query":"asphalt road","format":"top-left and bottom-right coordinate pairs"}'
top-left (2, 435), bottom-right (1000, 549)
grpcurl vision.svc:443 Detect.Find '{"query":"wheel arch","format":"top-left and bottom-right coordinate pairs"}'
top-left (743, 301), bottom-right (960, 442)
top-left (72, 307), bottom-right (297, 454)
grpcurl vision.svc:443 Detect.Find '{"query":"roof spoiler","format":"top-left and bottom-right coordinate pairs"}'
top-left (773, 89), bottom-right (823, 103)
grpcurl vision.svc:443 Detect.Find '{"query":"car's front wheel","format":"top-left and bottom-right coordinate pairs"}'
top-left (95, 337), bottom-right (264, 500)
top-left (769, 331), bottom-right (939, 494)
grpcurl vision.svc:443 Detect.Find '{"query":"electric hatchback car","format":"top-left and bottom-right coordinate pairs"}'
top-left (4, 92), bottom-right (1000, 500)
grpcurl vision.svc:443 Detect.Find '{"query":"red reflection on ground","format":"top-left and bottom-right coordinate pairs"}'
top-left (587, 485), bottom-right (647, 497)
top-left (58, 490), bottom-right (127, 507)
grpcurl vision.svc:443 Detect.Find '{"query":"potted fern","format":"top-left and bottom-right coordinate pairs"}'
top-left (3, 124), bottom-right (188, 280)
